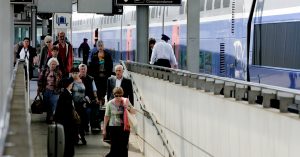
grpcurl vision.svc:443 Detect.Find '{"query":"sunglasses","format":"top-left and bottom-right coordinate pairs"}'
top-left (114, 94), bottom-right (122, 98)
top-left (46, 41), bottom-right (52, 43)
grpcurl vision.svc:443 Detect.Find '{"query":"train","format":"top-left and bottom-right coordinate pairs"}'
top-left (72, 0), bottom-right (300, 90)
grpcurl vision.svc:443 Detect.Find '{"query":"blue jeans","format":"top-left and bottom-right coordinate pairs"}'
top-left (43, 89), bottom-right (59, 121)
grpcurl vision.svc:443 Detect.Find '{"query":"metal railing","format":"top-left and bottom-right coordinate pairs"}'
top-left (121, 61), bottom-right (177, 157)
top-left (0, 60), bottom-right (18, 156)
top-left (124, 61), bottom-right (300, 115)
top-left (1, 60), bottom-right (33, 157)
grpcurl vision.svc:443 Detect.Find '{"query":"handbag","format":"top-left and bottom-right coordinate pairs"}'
top-left (126, 109), bottom-right (138, 132)
top-left (31, 93), bottom-right (44, 114)
top-left (72, 109), bottom-right (81, 125)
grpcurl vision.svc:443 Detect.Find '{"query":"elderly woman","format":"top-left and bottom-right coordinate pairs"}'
top-left (39, 35), bottom-right (53, 72)
top-left (71, 67), bottom-right (87, 145)
top-left (89, 40), bottom-right (113, 104)
top-left (38, 58), bottom-right (62, 123)
top-left (103, 87), bottom-right (136, 157)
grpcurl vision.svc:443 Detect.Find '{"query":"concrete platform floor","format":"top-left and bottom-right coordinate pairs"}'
top-left (29, 81), bottom-right (144, 157)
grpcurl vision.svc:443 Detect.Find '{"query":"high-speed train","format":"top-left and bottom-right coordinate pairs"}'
top-left (72, 0), bottom-right (300, 89)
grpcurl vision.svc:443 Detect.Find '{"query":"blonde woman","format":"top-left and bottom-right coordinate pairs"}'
top-left (39, 35), bottom-right (53, 71)
top-left (103, 87), bottom-right (135, 157)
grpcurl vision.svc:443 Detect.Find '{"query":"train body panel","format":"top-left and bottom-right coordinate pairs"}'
top-left (72, 1), bottom-right (300, 89)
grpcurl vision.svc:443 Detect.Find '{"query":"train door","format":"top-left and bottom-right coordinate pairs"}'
top-left (14, 26), bottom-right (30, 44)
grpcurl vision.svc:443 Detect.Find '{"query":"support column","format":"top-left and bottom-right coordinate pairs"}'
top-left (187, 0), bottom-right (200, 73)
top-left (42, 19), bottom-right (48, 36)
top-left (31, 5), bottom-right (37, 47)
top-left (0, 0), bottom-right (13, 109)
top-left (136, 6), bottom-right (149, 63)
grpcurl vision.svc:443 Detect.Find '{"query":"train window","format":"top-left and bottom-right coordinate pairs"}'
top-left (180, 1), bottom-right (185, 14)
top-left (253, 22), bottom-right (300, 69)
top-left (166, 7), bottom-right (169, 16)
top-left (223, 0), bottom-right (230, 8)
top-left (214, 0), bottom-right (221, 9)
top-left (151, 7), bottom-right (155, 18)
top-left (206, 0), bottom-right (213, 10)
top-left (200, 0), bottom-right (205, 11)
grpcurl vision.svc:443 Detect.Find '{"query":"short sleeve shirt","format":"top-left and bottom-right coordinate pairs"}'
top-left (105, 99), bottom-right (133, 126)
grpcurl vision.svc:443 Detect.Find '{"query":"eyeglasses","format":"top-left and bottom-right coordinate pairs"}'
top-left (46, 41), bottom-right (52, 43)
top-left (114, 94), bottom-right (122, 98)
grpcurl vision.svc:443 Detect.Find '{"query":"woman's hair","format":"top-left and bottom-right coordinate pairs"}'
top-left (47, 57), bottom-right (59, 67)
top-left (96, 40), bottom-right (104, 49)
top-left (70, 67), bottom-right (79, 73)
top-left (113, 87), bottom-right (124, 96)
top-left (44, 35), bottom-right (52, 43)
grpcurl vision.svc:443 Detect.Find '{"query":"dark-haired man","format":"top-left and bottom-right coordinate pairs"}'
top-left (16, 37), bottom-right (37, 79)
top-left (78, 38), bottom-right (90, 64)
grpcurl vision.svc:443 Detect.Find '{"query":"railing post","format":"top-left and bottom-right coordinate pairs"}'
top-left (188, 74), bottom-right (198, 88)
top-left (261, 89), bottom-right (276, 108)
top-left (204, 78), bottom-right (214, 92)
top-left (278, 92), bottom-right (294, 113)
top-left (235, 84), bottom-right (248, 101)
top-left (162, 70), bottom-right (170, 81)
top-left (214, 80), bottom-right (224, 95)
top-left (296, 95), bottom-right (300, 118)
top-left (248, 86), bottom-right (261, 104)
top-left (175, 72), bottom-right (182, 84)
top-left (181, 72), bottom-right (190, 86)
top-left (196, 76), bottom-right (206, 90)
top-left (224, 82), bottom-right (235, 98)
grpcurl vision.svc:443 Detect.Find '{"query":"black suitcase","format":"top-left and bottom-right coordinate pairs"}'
top-left (47, 123), bottom-right (65, 157)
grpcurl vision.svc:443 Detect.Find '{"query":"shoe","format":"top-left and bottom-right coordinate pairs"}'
top-left (81, 138), bottom-right (87, 145)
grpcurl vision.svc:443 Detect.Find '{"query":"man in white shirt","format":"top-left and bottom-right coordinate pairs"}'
top-left (150, 34), bottom-right (178, 68)
top-left (16, 37), bottom-right (37, 79)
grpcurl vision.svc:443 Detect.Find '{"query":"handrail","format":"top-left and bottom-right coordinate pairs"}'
top-left (1, 59), bottom-right (33, 157)
top-left (121, 60), bottom-right (177, 157)
top-left (0, 60), bottom-right (19, 155)
top-left (124, 61), bottom-right (300, 95)
top-left (123, 60), bottom-right (300, 116)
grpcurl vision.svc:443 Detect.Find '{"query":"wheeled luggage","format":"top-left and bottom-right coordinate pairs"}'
top-left (47, 123), bottom-right (65, 157)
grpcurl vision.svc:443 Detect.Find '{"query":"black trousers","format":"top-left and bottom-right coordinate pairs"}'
top-left (106, 126), bottom-right (130, 157)
top-left (154, 59), bottom-right (171, 68)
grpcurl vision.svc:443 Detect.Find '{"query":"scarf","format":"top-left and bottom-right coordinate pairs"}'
top-left (122, 98), bottom-right (130, 131)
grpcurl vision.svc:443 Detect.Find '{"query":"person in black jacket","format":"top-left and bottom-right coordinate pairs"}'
top-left (78, 64), bottom-right (100, 132)
top-left (16, 37), bottom-right (37, 80)
top-left (107, 65), bottom-right (134, 106)
top-left (78, 38), bottom-right (90, 64)
top-left (89, 40), bottom-right (113, 104)
top-left (55, 77), bottom-right (76, 157)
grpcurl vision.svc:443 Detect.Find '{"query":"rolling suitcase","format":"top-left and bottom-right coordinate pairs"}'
top-left (47, 123), bottom-right (65, 157)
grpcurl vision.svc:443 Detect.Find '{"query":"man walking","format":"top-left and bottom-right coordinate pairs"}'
top-left (107, 65), bottom-right (134, 106)
top-left (79, 38), bottom-right (90, 64)
top-left (150, 34), bottom-right (177, 68)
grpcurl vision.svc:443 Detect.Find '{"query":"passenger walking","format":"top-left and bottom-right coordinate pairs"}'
top-left (38, 58), bottom-right (62, 124)
top-left (107, 65), bottom-right (134, 106)
top-left (56, 31), bottom-right (73, 77)
top-left (148, 38), bottom-right (156, 62)
top-left (16, 37), bottom-right (37, 80)
top-left (88, 43), bottom-right (98, 66)
top-left (78, 38), bottom-right (90, 64)
top-left (89, 40), bottom-right (113, 104)
top-left (45, 46), bottom-right (64, 74)
top-left (71, 67), bottom-right (87, 145)
top-left (150, 34), bottom-right (178, 68)
top-left (78, 64), bottom-right (100, 132)
top-left (39, 35), bottom-right (53, 72)
top-left (55, 77), bottom-right (76, 157)
top-left (103, 87), bottom-right (136, 157)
